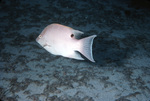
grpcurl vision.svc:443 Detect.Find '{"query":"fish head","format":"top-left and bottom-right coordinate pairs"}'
top-left (36, 32), bottom-right (50, 48)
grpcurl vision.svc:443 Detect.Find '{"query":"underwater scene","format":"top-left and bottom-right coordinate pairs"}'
top-left (0, 0), bottom-right (150, 101)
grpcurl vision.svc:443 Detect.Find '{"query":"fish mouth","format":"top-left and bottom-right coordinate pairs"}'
top-left (36, 37), bottom-right (40, 42)
top-left (43, 43), bottom-right (51, 48)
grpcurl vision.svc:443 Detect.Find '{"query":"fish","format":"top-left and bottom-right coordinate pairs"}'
top-left (36, 23), bottom-right (97, 62)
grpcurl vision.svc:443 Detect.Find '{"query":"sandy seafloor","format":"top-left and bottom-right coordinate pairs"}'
top-left (0, 0), bottom-right (150, 101)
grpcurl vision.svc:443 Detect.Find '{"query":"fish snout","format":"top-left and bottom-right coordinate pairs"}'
top-left (36, 37), bottom-right (39, 42)
top-left (36, 35), bottom-right (42, 42)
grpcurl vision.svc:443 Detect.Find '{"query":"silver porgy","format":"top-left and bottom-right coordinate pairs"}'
top-left (36, 24), bottom-right (96, 62)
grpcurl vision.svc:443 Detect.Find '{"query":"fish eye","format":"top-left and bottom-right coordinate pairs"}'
top-left (71, 34), bottom-right (74, 38)
top-left (39, 35), bottom-right (42, 38)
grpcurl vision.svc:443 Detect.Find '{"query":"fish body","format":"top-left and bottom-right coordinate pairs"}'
top-left (36, 24), bottom-right (96, 62)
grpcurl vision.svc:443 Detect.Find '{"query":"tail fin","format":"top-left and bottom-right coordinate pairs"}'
top-left (78, 35), bottom-right (97, 62)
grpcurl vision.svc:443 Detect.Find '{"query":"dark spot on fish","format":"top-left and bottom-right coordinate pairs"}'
top-left (71, 34), bottom-right (74, 38)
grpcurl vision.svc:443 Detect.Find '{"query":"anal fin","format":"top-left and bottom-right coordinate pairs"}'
top-left (68, 51), bottom-right (84, 60)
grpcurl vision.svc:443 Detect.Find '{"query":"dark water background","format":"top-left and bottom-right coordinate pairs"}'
top-left (0, 0), bottom-right (150, 101)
